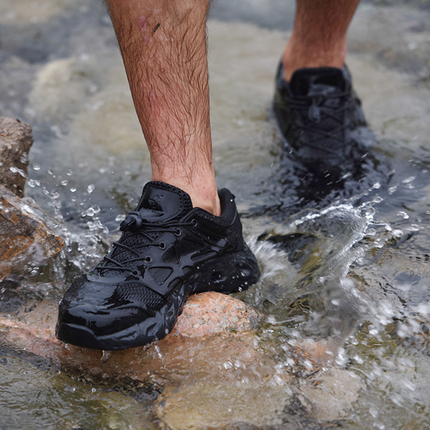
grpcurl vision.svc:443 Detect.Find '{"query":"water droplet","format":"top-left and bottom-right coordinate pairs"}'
top-left (33, 164), bottom-right (41, 171)
top-left (101, 350), bottom-right (111, 363)
top-left (9, 166), bottom-right (27, 178)
top-left (354, 355), bottom-right (364, 365)
top-left (388, 185), bottom-right (397, 194)
top-left (86, 207), bottom-right (95, 217)
top-left (402, 176), bottom-right (415, 184)
top-left (87, 184), bottom-right (95, 194)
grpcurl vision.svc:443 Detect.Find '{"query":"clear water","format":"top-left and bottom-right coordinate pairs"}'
top-left (1, 0), bottom-right (430, 428)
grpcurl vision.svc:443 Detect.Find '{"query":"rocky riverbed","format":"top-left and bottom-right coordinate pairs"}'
top-left (0, 292), bottom-right (362, 429)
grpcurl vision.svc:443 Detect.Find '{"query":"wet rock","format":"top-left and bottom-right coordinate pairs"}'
top-left (0, 185), bottom-right (64, 279)
top-left (0, 278), bottom-right (23, 313)
top-left (0, 292), bottom-right (361, 428)
top-left (0, 117), bottom-right (33, 197)
top-left (28, 57), bottom-right (105, 125)
top-left (156, 378), bottom-right (288, 429)
top-left (0, 117), bottom-right (64, 279)
top-left (0, 0), bottom-right (86, 25)
top-left (170, 291), bottom-right (261, 337)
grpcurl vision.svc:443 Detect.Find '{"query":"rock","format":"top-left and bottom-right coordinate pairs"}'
top-left (0, 116), bottom-right (64, 280)
top-left (0, 0), bottom-right (82, 25)
top-left (0, 278), bottom-right (23, 313)
top-left (0, 292), bottom-right (361, 428)
top-left (0, 293), bottom-right (264, 374)
top-left (0, 185), bottom-right (64, 279)
top-left (170, 291), bottom-right (261, 337)
top-left (0, 117), bottom-right (33, 198)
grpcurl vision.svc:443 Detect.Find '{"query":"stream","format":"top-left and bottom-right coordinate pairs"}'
top-left (1, 0), bottom-right (430, 428)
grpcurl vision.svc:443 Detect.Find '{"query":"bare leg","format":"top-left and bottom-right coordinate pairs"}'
top-left (106, 0), bottom-right (220, 215)
top-left (282, 0), bottom-right (360, 81)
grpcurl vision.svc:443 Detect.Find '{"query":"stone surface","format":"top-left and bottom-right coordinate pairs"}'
top-left (0, 185), bottom-right (64, 278)
top-left (0, 116), bottom-right (64, 280)
top-left (0, 117), bottom-right (33, 197)
top-left (0, 292), bottom-right (361, 428)
top-left (170, 291), bottom-right (261, 337)
top-left (0, 0), bottom-right (87, 25)
top-left (0, 278), bottom-right (23, 313)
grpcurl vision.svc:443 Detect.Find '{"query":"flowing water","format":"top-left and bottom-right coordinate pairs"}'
top-left (1, 0), bottom-right (430, 428)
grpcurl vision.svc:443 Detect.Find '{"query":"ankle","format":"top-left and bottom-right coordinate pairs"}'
top-left (282, 36), bottom-right (347, 82)
top-left (151, 174), bottom-right (221, 216)
top-left (189, 188), bottom-right (221, 216)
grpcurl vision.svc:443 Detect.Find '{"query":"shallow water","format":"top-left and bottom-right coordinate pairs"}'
top-left (1, 0), bottom-right (430, 428)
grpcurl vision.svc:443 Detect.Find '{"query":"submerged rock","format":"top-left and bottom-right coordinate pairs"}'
top-left (0, 292), bottom-right (361, 428)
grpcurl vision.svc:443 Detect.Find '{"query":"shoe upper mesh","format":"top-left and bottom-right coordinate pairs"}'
top-left (113, 283), bottom-right (165, 310)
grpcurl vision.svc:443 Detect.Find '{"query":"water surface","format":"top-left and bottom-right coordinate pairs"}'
top-left (1, 0), bottom-right (430, 428)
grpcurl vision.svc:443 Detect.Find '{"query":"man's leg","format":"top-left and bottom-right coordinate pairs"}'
top-left (56, 0), bottom-right (260, 350)
top-left (106, 0), bottom-right (219, 215)
top-left (282, 0), bottom-right (360, 81)
top-left (274, 0), bottom-right (372, 178)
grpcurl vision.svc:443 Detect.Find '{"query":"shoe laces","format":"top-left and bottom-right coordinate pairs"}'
top-left (287, 89), bottom-right (351, 152)
top-left (94, 211), bottom-right (195, 276)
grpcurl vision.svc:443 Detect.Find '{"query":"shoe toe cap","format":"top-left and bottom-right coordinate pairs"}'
top-left (57, 275), bottom-right (156, 338)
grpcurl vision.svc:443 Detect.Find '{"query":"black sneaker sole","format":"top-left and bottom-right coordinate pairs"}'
top-left (55, 246), bottom-right (259, 350)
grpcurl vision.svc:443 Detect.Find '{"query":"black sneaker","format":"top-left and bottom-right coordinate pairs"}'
top-left (56, 181), bottom-right (260, 350)
top-left (273, 63), bottom-right (375, 178)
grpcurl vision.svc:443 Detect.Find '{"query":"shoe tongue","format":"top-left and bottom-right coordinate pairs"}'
top-left (290, 67), bottom-right (345, 97)
top-left (136, 181), bottom-right (193, 223)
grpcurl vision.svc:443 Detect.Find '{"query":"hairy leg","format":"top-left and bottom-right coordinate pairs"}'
top-left (106, 0), bottom-right (220, 215)
top-left (282, 0), bottom-right (360, 81)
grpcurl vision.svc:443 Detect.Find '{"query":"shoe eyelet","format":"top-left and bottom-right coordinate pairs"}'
top-left (191, 219), bottom-right (198, 227)
top-left (159, 242), bottom-right (166, 250)
top-left (174, 228), bottom-right (182, 237)
top-left (132, 270), bottom-right (139, 276)
top-left (145, 256), bottom-right (152, 264)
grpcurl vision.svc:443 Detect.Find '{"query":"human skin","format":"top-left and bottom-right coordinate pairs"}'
top-left (106, 0), bottom-right (360, 215)
top-left (106, 0), bottom-right (219, 215)
top-left (282, 0), bottom-right (361, 81)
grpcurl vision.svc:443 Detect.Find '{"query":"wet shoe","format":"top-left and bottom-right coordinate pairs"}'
top-left (273, 63), bottom-right (375, 178)
top-left (56, 181), bottom-right (260, 350)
